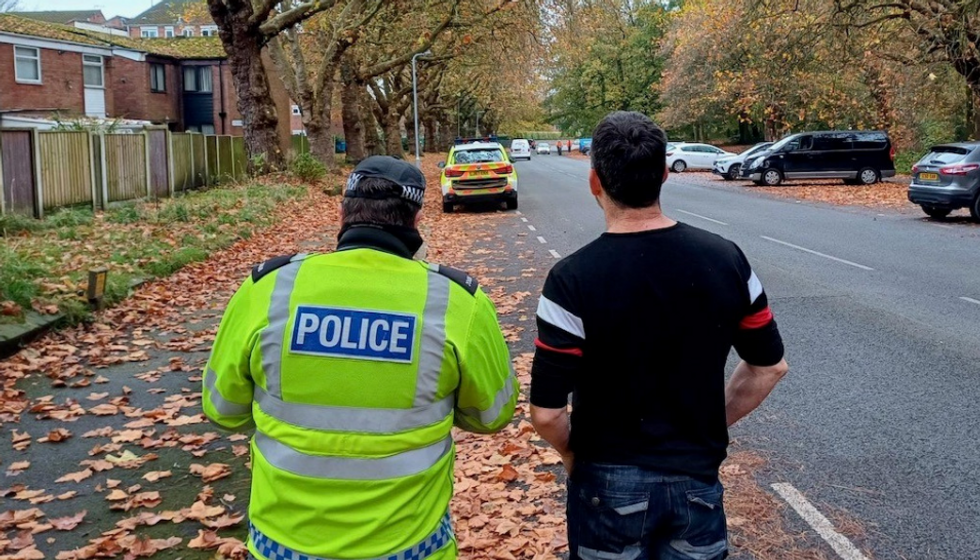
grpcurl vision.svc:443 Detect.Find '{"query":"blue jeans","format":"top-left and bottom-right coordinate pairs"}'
top-left (567, 463), bottom-right (728, 560)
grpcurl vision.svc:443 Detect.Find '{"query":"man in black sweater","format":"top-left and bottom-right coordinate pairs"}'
top-left (530, 111), bottom-right (789, 560)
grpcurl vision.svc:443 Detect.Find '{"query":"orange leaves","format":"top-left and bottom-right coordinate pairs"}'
top-left (50, 510), bottom-right (87, 531)
top-left (6, 461), bottom-right (30, 475)
top-left (37, 428), bottom-right (72, 443)
top-left (497, 464), bottom-right (520, 483)
top-left (190, 463), bottom-right (232, 483)
top-left (55, 469), bottom-right (93, 484)
top-left (141, 470), bottom-right (172, 483)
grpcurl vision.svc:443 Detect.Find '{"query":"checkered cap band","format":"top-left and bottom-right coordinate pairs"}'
top-left (249, 512), bottom-right (453, 560)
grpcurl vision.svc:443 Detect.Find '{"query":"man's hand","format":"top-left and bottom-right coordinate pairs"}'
top-left (561, 452), bottom-right (575, 476)
top-left (725, 358), bottom-right (789, 427)
top-left (531, 405), bottom-right (572, 458)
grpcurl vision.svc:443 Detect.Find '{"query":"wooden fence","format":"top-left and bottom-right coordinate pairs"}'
top-left (0, 129), bottom-right (249, 218)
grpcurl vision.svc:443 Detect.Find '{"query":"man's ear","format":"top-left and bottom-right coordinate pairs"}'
top-left (338, 201), bottom-right (345, 223)
top-left (414, 209), bottom-right (424, 228)
top-left (663, 167), bottom-right (670, 184)
top-left (589, 168), bottom-right (603, 197)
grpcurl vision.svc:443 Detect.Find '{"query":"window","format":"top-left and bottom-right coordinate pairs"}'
top-left (183, 66), bottom-right (213, 92)
top-left (812, 134), bottom-right (851, 151)
top-left (83, 55), bottom-right (104, 88)
top-left (201, 26), bottom-right (218, 37)
top-left (452, 149), bottom-right (505, 164)
top-left (183, 28), bottom-right (194, 37)
top-left (150, 64), bottom-right (166, 92)
top-left (291, 105), bottom-right (301, 116)
top-left (14, 46), bottom-right (40, 83)
top-left (165, 26), bottom-right (175, 38)
top-left (140, 27), bottom-right (159, 38)
top-left (201, 124), bottom-right (215, 135)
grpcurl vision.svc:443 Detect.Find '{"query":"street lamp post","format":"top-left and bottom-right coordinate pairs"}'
top-left (411, 51), bottom-right (431, 169)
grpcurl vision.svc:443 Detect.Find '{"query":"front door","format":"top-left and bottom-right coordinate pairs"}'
top-left (83, 55), bottom-right (106, 118)
top-left (781, 135), bottom-right (814, 177)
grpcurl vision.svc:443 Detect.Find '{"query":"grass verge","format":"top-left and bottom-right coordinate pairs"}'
top-left (0, 180), bottom-right (308, 325)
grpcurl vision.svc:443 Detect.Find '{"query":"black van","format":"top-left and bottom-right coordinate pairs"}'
top-left (741, 131), bottom-right (896, 186)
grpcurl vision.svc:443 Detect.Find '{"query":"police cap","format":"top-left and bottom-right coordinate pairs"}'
top-left (346, 156), bottom-right (426, 207)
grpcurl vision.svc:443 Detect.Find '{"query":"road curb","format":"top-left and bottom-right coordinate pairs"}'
top-left (0, 310), bottom-right (65, 359)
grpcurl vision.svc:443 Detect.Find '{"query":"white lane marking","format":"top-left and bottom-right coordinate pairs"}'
top-left (520, 217), bottom-right (528, 223)
top-left (676, 209), bottom-right (729, 226)
top-left (537, 236), bottom-right (547, 244)
top-left (761, 236), bottom-right (874, 271)
top-left (771, 483), bottom-right (870, 560)
top-left (528, 225), bottom-right (537, 232)
top-left (515, 211), bottom-right (522, 215)
top-left (549, 249), bottom-right (562, 259)
top-left (961, 297), bottom-right (980, 306)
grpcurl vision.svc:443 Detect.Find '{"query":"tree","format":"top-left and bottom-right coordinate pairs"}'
top-left (0, 0), bottom-right (21, 12)
top-left (204, 0), bottom-right (343, 171)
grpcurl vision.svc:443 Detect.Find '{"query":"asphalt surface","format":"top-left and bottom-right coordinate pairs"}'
top-left (510, 154), bottom-right (980, 560)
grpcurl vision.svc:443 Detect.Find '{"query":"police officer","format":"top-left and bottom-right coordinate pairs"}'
top-left (203, 156), bottom-right (518, 560)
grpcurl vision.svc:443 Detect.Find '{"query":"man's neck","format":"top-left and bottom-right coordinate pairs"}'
top-left (604, 203), bottom-right (677, 234)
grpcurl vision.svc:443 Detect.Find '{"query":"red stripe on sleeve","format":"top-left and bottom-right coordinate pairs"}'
top-left (535, 339), bottom-right (584, 357)
top-left (739, 307), bottom-right (774, 330)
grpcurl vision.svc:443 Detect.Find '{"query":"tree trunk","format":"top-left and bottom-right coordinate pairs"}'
top-left (363, 95), bottom-right (384, 156)
top-left (211, 5), bottom-right (284, 172)
top-left (384, 112), bottom-right (404, 158)
top-left (306, 117), bottom-right (336, 171)
top-left (341, 64), bottom-right (366, 164)
top-left (970, 87), bottom-right (980, 140)
top-left (424, 118), bottom-right (437, 153)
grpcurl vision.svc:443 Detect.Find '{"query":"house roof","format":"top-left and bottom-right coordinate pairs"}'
top-left (0, 14), bottom-right (226, 60)
top-left (131, 0), bottom-right (210, 26)
top-left (9, 10), bottom-right (103, 25)
top-left (0, 13), bottom-right (110, 46)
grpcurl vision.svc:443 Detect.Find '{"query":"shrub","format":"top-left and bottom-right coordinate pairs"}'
top-left (290, 152), bottom-right (327, 183)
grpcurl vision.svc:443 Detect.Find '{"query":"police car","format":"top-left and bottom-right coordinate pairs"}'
top-left (438, 140), bottom-right (518, 213)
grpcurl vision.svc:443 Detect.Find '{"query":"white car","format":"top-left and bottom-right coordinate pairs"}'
top-left (666, 143), bottom-right (736, 172)
top-left (510, 139), bottom-right (531, 161)
top-left (537, 142), bottom-right (551, 155)
top-left (712, 142), bottom-right (773, 180)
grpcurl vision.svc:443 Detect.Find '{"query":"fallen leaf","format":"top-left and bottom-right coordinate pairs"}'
top-left (142, 470), bottom-right (172, 483)
top-left (50, 510), bottom-right (87, 531)
top-left (497, 464), bottom-right (520, 483)
top-left (190, 463), bottom-right (232, 483)
top-left (7, 461), bottom-right (31, 474)
top-left (55, 469), bottom-right (93, 483)
top-left (106, 489), bottom-right (129, 501)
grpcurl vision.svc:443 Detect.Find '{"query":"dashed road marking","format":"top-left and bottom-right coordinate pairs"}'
top-left (761, 236), bottom-right (874, 271)
top-left (771, 483), bottom-right (870, 560)
top-left (515, 211), bottom-right (522, 215)
top-left (676, 209), bottom-right (729, 226)
top-left (528, 225), bottom-right (537, 232)
top-left (520, 217), bottom-right (529, 223)
top-left (960, 297), bottom-right (980, 306)
top-left (549, 250), bottom-right (562, 259)
top-left (537, 236), bottom-right (547, 244)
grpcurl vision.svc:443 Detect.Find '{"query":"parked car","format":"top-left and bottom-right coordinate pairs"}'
top-left (537, 142), bottom-right (552, 155)
top-left (439, 142), bottom-right (518, 212)
top-left (666, 143), bottom-right (736, 172)
top-left (510, 138), bottom-right (532, 161)
top-left (579, 138), bottom-right (593, 155)
top-left (743, 130), bottom-right (896, 186)
top-left (907, 142), bottom-right (980, 220)
top-left (712, 142), bottom-right (773, 180)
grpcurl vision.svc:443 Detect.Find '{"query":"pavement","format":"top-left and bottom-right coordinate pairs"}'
top-left (512, 154), bottom-right (980, 559)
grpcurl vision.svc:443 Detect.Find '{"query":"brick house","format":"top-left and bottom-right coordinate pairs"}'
top-left (128, 0), bottom-right (217, 40)
top-left (11, 10), bottom-right (129, 37)
top-left (0, 14), bottom-right (297, 147)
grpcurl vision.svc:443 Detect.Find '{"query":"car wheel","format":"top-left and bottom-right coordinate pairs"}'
top-left (971, 193), bottom-right (980, 222)
top-left (672, 160), bottom-right (687, 173)
top-left (761, 168), bottom-right (783, 186)
top-left (726, 164), bottom-right (741, 180)
top-left (506, 198), bottom-right (518, 210)
top-left (858, 167), bottom-right (880, 185)
top-left (442, 201), bottom-right (454, 213)
top-left (921, 205), bottom-right (951, 220)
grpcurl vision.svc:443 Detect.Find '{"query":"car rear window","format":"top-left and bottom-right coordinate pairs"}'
top-left (453, 149), bottom-right (505, 164)
top-left (923, 146), bottom-right (972, 164)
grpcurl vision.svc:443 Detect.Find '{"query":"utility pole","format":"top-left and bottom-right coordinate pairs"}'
top-left (411, 50), bottom-right (431, 168)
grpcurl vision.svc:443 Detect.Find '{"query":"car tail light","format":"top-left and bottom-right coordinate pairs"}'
top-left (939, 163), bottom-right (979, 175)
top-left (911, 165), bottom-right (920, 173)
top-left (445, 167), bottom-right (465, 178)
top-left (889, 146), bottom-right (896, 161)
top-left (495, 164), bottom-right (514, 175)
top-left (666, 151), bottom-right (674, 157)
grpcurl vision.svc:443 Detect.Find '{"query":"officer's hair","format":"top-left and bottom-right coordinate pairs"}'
top-left (591, 111), bottom-right (668, 209)
top-left (342, 177), bottom-right (419, 228)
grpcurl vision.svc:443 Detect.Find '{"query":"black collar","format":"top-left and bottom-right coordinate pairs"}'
top-left (336, 225), bottom-right (415, 259)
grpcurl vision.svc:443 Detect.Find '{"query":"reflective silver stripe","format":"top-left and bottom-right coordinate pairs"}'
top-left (254, 387), bottom-right (454, 433)
top-left (204, 367), bottom-right (252, 417)
top-left (414, 266), bottom-right (450, 407)
top-left (254, 432), bottom-right (452, 480)
top-left (456, 371), bottom-right (516, 425)
top-left (259, 254), bottom-right (306, 399)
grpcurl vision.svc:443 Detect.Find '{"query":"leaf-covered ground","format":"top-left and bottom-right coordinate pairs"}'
top-left (2, 156), bottom-right (841, 560)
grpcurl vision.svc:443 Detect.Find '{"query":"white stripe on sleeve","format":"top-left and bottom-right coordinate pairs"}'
top-left (537, 295), bottom-right (585, 340)
top-left (748, 270), bottom-right (763, 304)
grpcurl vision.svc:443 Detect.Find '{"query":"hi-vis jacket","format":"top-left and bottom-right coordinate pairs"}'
top-left (203, 230), bottom-right (517, 560)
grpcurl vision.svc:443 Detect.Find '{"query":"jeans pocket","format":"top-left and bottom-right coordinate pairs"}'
top-left (571, 485), bottom-right (649, 560)
top-left (678, 482), bottom-right (727, 550)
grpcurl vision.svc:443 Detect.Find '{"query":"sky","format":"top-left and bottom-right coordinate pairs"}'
top-left (17, 0), bottom-right (155, 18)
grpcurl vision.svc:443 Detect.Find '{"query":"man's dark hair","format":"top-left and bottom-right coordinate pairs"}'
top-left (591, 111), bottom-right (668, 208)
top-left (342, 177), bottom-right (419, 228)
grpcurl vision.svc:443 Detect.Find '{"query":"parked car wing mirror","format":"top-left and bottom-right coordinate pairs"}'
top-left (437, 161), bottom-right (446, 168)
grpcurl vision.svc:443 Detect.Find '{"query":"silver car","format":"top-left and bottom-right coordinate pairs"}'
top-left (908, 142), bottom-right (980, 221)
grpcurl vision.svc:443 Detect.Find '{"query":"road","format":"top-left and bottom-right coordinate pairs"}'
top-left (510, 154), bottom-right (980, 559)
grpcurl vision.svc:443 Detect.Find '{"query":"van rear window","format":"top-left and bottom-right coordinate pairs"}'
top-left (923, 147), bottom-right (970, 164)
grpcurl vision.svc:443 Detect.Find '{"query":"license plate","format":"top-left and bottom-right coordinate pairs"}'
top-left (470, 170), bottom-right (489, 177)
top-left (919, 172), bottom-right (939, 181)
